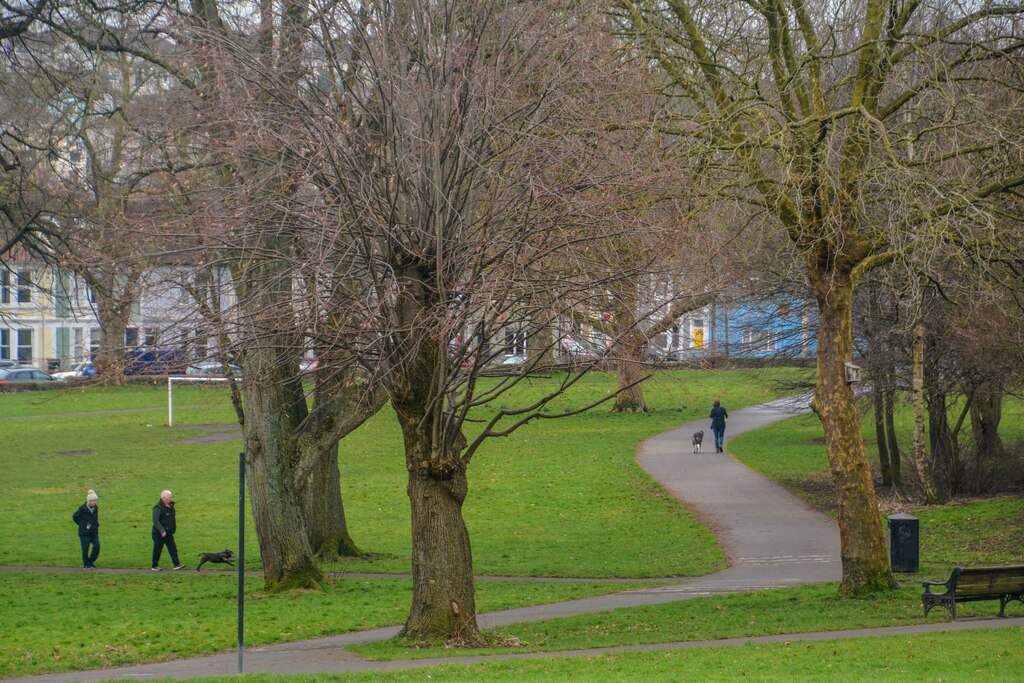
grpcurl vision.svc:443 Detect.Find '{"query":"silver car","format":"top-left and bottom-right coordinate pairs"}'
top-left (0, 368), bottom-right (55, 383)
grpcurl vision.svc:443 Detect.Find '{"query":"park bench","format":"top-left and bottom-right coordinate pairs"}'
top-left (922, 566), bottom-right (1024, 619)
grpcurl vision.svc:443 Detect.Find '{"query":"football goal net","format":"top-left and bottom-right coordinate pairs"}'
top-left (166, 375), bottom-right (230, 427)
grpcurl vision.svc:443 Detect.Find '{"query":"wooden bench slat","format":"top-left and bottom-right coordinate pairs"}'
top-left (921, 565), bottom-right (1024, 620)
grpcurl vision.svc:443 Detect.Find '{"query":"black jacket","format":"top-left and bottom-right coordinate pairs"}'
top-left (152, 499), bottom-right (177, 535)
top-left (709, 405), bottom-right (729, 430)
top-left (72, 503), bottom-right (99, 536)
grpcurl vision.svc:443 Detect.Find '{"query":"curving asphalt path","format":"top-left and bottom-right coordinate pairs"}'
top-left (2, 397), bottom-right (857, 682)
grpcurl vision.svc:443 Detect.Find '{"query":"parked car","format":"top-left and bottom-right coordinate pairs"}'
top-left (0, 368), bottom-right (56, 383)
top-left (559, 335), bottom-right (603, 361)
top-left (0, 359), bottom-right (20, 370)
top-left (53, 362), bottom-right (97, 381)
top-left (299, 357), bottom-right (319, 372)
top-left (124, 348), bottom-right (188, 375)
top-left (186, 360), bottom-right (242, 377)
top-left (501, 354), bottom-right (527, 366)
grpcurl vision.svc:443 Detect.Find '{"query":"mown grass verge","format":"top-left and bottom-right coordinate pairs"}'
top-left (0, 368), bottom-right (806, 577)
top-left (350, 582), bottom-right (1023, 661)
top-left (0, 571), bottom-right (664, 677)
top-left (157, 628), bottom-right (1024, 682)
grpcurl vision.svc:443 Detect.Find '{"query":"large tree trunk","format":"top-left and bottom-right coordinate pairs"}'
top-left (925, 389), bottom-right (956, 499)
top-left (810, 271), bottom-right (895, 595)
top-left (970, 382), bottom-right (1004, 458)
top-left (393, 402), bottom-right (479, 643)
top-left (96, 315), bottom-right (128, 382)
top-left (90, 279), bottom-right (132, 384)
top-left (242, 375), bottom-right (323, 590)
top-left (612, 282), bottom-right (648, 413)
top-left (923, 331), bottom-right (961, 499)
top-left (883, 382), bottom-right (901, 485)
top-left (389, 264), bottom-right (479, 643)
top-left (613, 331), bottom-right (648, 412)
top-left (301, 441), bottom-right (360, 560)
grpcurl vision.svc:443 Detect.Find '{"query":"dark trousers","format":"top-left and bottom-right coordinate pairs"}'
top-left (152, 531), bottom-right (180, 567)
top-left (712, 426), bottom-right (726, 449)
top-left (79, 534), bottom-right (100, 567)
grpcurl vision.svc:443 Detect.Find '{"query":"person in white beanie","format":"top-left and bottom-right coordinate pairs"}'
top-left (72, 490), bottom-right (101, 570)
top-left (151, 489), bottom-right (185, 571)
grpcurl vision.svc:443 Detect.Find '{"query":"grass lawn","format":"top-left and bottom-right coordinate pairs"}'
top-left (0, 368), bottom-right (813, 677)
top-left (351, 581), bottom-right (1024, 660)
top-left (0, 571), bottom-right (663, 677)
top-left (0, 368), bottom-right (805, 577)
top-left (158, 628), bottom-right (1024, 682)
top-left (0, 381), bottom-right (233, 418)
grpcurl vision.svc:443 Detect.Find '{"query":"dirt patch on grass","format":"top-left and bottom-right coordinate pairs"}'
top-left (787, 473), bottom-right (838, 516)
top-left (53, 449), bottom-right (95, 457)
top-left (174, 424), bottom-right (241, 445)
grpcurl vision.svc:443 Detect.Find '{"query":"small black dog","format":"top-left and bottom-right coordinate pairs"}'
top-left (692, 430), bottom-right (704, 453)
top-left (196, 549), bottom-right (236, 571)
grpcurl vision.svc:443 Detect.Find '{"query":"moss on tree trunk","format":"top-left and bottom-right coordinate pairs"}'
top-left (811, 271), bottom-right (896, 595)
top-left (302, 441), bottom-right (361, 560)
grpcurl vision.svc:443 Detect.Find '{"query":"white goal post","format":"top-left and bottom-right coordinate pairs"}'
top-left (167, 375), bottom-right (230, 427)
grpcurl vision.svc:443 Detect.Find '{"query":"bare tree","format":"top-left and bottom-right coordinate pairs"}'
top-left (277, 0), bottom-right (645, 642)
top-left (619, 0), bottom-right (1024, 594)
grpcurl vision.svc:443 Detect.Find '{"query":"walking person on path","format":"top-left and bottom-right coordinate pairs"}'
top-left (72, 489), bottom-right (101, 570)
top-left (709, 399), bottom-right (729, 453)
top-left (151, 490), bottom-right (185, 571)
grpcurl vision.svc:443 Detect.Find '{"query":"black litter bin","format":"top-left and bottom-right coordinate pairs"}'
top-left (888, 513), bottom-right (919, 573)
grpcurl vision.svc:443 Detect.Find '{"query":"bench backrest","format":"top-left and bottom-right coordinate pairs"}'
top-left (955, 566), bottom-right (1024, 597)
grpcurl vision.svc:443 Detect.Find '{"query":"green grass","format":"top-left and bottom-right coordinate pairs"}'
top-left (352, 581), bottom-right (1024, 660)
top-left (0, 381), bottom-right (234, 418)
top-left (0, 369), bottom-right (805, 577)
top-left (0, 571), bottom-right (663, 677)
top-left (155, 628), bottom-right (1024, 682)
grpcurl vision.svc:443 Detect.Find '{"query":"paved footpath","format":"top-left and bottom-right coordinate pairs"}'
top-left (8, 396), bottom-right (1018, 682)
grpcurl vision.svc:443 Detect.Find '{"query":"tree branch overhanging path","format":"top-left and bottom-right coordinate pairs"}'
top-left (617, 0), bottom-right (1024, 595)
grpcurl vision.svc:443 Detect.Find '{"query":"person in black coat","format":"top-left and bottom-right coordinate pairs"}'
top-left (72, 490), bottom-right (101, 570)
top-left (709, 399), bottom-right (729, 453)
top-left (151, 489), bottom-right (185, 571)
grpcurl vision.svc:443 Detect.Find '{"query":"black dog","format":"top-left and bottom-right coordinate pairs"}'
top-left (196, 549), bottom-right (236, 571)
top-left (692, 430), bottom-right (704, 453)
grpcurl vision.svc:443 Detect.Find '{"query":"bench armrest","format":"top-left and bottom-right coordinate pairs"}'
top-left (921, 580), bottom-right (950, 593)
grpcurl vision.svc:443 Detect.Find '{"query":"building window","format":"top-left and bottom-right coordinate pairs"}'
top-left (125, 327), bottom-right (139, 347)
top-left (54, 270), bottom-right (72, 318)
top-left (0, 329), bottom-right (8, 359)
top-left (89, 328), bottom-right (102, 357)
top-left (17, 270), bottom-right (32, 304)
top-left (144, 328), bottom-right (158, 347)
top-left (742, 328), bottom-right (776, 352)
top-left (17, 329), bottom-right (32, 363)
top-left (74, 328), bottom-right (85, 360)
top-left (1, 270), bottom-right (9, 304)
top-left (504, 327), bottom-right (527, 356)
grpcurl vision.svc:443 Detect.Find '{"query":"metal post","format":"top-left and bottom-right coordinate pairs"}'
top-left (167, 377), bottom-right (173, 427)
top-left (238, 450), bottom-right (245, 674)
